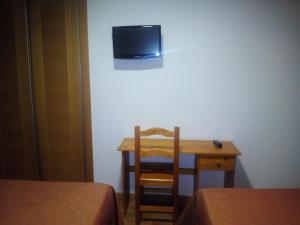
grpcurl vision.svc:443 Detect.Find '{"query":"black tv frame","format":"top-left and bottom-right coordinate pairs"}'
top-left (112, 25), bottom-right (161, 59)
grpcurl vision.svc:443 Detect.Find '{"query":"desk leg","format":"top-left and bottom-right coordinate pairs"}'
top-left (122, 151), bottom-right (130, 216)
top-left (224, 157), bottom-right (236, 188)
top-left (194, 154), bottom-right (200, 192)
top-left (224, 171), bottom-right (235, 187)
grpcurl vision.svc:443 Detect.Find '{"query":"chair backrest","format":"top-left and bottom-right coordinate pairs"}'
top-left (134, 126), bottom-right (180, 183)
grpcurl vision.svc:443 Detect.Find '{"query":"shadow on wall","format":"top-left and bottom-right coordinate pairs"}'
top-left (113, 57), bottom-right (163, 70)
top-left (235, 158), bottom-right (252, 188)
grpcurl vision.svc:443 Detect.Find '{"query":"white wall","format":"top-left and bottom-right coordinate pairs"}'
top-left (88, 0), bottom-right (300, 194)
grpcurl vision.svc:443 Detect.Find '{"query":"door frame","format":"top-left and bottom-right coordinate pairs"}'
top-left (79, 0), bottom-right (93, 181)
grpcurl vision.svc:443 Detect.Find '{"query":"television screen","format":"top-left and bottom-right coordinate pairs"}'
top-left (112, 25), bottom-right (161, 59)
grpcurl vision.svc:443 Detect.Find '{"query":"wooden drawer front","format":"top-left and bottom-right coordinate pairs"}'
top-left (198, 157), bottom-right (235, 171)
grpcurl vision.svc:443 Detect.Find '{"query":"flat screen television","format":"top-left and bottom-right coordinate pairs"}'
top-left (112, 25), bottom-right (161, 59)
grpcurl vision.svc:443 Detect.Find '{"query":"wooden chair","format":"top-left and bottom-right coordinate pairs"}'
top-left (135, 126), bottom-right (180, 225)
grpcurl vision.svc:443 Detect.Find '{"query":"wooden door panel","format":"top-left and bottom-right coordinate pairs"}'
top-left (28, 0), bottom-right (85, 181)
top-left (0, 0), bottom-right (39, 179)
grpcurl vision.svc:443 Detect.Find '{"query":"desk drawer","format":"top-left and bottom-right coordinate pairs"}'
top-left (198, 157), bottom-right (235, 170)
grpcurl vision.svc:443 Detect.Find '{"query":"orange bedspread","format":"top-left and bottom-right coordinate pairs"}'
top-left (196, 188), bottom-right (300, 225)
top-left (0, 180), bottom-right (123, 225)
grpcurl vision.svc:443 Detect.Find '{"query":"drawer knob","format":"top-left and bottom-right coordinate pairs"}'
top-left (216, 160), bottom-right (221, 168)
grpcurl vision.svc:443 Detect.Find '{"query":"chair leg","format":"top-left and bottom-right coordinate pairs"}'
top-left (173, 187), bottom-right (178, 225)
top-left (173, 204), bottom-right (177, 225)
top-left (135, 211), bottom-right (140, 225)
top-left (135, 186), bottom-right (141, 225)
top-left (135, 203), bottom-right (140, 225)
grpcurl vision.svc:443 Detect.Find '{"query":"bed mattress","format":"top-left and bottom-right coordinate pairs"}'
top-left (196, 188), bottom-right (300, 225)
top-left (0, 179), bottom-right (123, 225)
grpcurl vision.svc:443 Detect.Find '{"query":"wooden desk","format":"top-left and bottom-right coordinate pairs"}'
top-left (118, 138), bottom-right (241, 215)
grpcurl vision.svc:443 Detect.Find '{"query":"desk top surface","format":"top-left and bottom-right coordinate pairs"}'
top-left (118, 138), bottom-right (241, 157)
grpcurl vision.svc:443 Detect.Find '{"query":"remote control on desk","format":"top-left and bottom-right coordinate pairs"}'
top-left (212, 140), bottom-right (223, 149)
